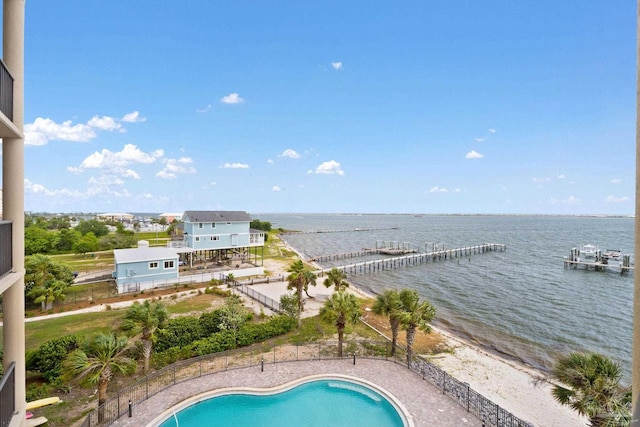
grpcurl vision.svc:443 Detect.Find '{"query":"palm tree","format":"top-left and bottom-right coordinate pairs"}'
top-left (63, 333), bottom-right (136, 422)
top-left (372, 289), bottom-right (403, 356)
top-left (25, 254), bottom-right (73, 310)
top-left (320, 291), bottom-right (361, 357)
top-left (121, 300), bottom-right (169, 373)
top-left (397, 289), bottom-right (436, 365)
top-left (286, 260), bottom-right (316, 328)
top-left (29, 278), bottom-right (68, 311)
top-left (302, 268), bottom-right (317, 298)
top-left (323, 267), bottom-right (349, 292)
top-left (551, 352), bottom-right (631, 426)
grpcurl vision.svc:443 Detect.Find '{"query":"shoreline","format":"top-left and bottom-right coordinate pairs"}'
top-left (277, 235), bottom-right (586, 426)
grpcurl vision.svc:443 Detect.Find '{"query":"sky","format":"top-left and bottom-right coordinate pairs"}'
top-left (3, 1), bottom-right (636, 215)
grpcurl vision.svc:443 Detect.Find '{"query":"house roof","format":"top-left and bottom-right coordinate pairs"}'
top-left (114, 247), bottom-right (179, 264)
top-left (183, 210), bottom-right (251, 222)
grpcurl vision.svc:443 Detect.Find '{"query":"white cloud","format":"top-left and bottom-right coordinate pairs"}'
top-left (557, 174), bottom-right (566, 179)
top-left (210, 181), bottom-right (216, 186)
top-left (428, 186), bottom-right (461, 193)
top-left (26, 112), bottom-right (147, 146)
top-left (143, 193), bottom-right (154, 199)
top-left (24, 178), bottom-right (84, 198)
top-left (280, 149), bottom-right (301, 159)
top-left (221, 162), bottom-right (249, 169)
top-left (604, 195), bottom-right (629, 203)
top-left (121, 111), bottom-right (147, 123)
top-left (475, 138), bottom-right (486, 142)
top-left (488, 129), bottom-right (496, 133)
top-left (429, 186), bottom-right (449, 193)
top-left (532, 177), bottom-right (551, 184)
top-left (331, 62), bottom-right (343, 70)
top-left (314, 160), bottom-right (345, 176)
top-left (25, 117), bottom-right (96, 146)
top-left (155, 157), bottom-right (197, 180)
top-left (267, 159), bottom-right (274, 164)
top-left (611, 178), bottom-right (622, 184)
top-left (78, 144), bottom-right (163, 170)
top-left (196, 104), bottom-right (212, 113)
top-left (272, 186), bottom-right (282, 192)
top-left (465, 150), bottom-right (483, 159)
top-left (88, 115), bottom-right (123, 132)
top-left (220, 93), bottom-right (244, 104)
top-left (550, 195), bottom-right (580, 205)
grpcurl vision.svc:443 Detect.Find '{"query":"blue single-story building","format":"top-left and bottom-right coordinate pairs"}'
top-left (113, 242), bottom-right (179, 293)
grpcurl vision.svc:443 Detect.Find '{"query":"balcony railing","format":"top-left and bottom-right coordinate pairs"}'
top-left (0, 362), bottom-right (16, 427)
top-left (0, 59), bottom-right (13, 121)
top-left (0, 221), bottom-right (12, 279)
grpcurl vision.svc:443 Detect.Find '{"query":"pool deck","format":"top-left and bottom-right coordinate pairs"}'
top-left (110, 358), bottom-right (483, 427)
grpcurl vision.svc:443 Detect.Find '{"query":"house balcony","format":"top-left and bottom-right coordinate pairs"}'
top-left (0, 59), bottom-right (19, 139)
top-left (0, 221), bottom-right (12, 278)
top-left (0, 221), bottom-right (21, 295)
top-left (0, 362), bottom-right (17, 427)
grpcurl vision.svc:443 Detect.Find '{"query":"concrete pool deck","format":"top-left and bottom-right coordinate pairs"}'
top-left (110, 358), bottom-right (483, 427)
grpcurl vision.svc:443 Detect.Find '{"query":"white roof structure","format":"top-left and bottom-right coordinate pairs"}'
top-left (113, 247), bottom-right (179, 264)
top-left (159, 212), bottom-right (183, 221)
top-left (96, 212), bottom-right (135, 221)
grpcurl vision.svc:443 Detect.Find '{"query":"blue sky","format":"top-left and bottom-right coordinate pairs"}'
top-left (7, 1), bottom-right (636, 215)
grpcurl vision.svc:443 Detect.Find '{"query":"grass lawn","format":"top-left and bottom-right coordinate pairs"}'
top-left (21, 310), bottom-right (127, 351)
top-left (49, 251), bottom-right (115, 273)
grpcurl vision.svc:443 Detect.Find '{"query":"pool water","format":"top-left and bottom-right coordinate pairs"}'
top-left (157, 379), bottom-right (406, 427)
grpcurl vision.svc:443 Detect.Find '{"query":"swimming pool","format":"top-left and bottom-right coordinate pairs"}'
top-left (152, 375), bottom-right (411, 427)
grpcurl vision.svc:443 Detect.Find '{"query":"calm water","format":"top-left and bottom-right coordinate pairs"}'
top-left (256, 214), bottom-right (634, 382)
top-left (158, 379), bottom-right (405, 427)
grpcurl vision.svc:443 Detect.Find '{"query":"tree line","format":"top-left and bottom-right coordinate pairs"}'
top-left (24, 215), bottom-right (139, 256)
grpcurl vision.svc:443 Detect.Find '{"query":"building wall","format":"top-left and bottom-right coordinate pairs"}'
top-left (115, 257), bottom-right (179, 290)
top-left (184, 220), bottom-right (252, 250)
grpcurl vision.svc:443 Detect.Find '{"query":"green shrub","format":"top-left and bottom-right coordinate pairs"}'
top-left (28, 335), bottom-right (81, 382)
top-left (198, 309), bottom-right (224, 336)
top-left (155, 317), bottom-right (203, 352)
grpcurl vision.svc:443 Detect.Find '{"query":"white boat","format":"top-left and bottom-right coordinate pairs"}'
top-left (579, 244), bottom-right (599, 262)
top-left (602, 249), bottom-right (623, 267)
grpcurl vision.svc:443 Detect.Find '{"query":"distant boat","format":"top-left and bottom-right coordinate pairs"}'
top-left (579, 244), bottom-right (599, 262)
top-left (602, 249), bottom-right (623, 267)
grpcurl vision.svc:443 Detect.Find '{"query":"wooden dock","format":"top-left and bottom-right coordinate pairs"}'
top-left (563, 258), bottom-right (634, 274)
top-left (316, 243), bottom-right (506, 277)
top-left (281, 226), bottom-right (399, 235)
top-left (563, 247), bottom-right (633, 274)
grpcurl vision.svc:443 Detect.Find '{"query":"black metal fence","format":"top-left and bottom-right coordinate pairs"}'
top-left (0, 362), bottom-right (16, 427)
top-left (79, 340), bottom-right (530, 427)
top-left (0, 221), bottom-right (12, 279)
top-left (0, 59), bottom-right (13, 122)
top-left (224, 274), bottom-right (285, 313)
top-left (235, 282), bottom-right (282, 312)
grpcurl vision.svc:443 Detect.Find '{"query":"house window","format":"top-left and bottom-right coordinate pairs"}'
top-left (195, 236), bottom-right (200, 242)
top-left (211, 223), bottom-right (216, 229)
top-left (164, 260), bottom-right (174, 269)
top-left (149, 262), bottom-right (158, 269)
top-left (210, 236), bottom-right (219, 241)
top-left (198, 223), bottom-right (203, 229)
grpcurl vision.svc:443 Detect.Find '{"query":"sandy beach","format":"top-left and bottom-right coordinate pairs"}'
top-left (257, 243), bottom-right (587, 427)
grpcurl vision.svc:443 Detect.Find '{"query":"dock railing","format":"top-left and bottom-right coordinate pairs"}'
top-left (79, 339), bottom-right (529, 427)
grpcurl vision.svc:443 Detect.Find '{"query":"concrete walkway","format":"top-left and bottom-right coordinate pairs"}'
top-left (111, 359), bottom-right (483, 427)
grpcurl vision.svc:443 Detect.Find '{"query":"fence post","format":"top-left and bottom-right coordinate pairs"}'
top-left (443, 371), bottom-right (447, 394)
top-left (466, 383), bottom-right (470, 412)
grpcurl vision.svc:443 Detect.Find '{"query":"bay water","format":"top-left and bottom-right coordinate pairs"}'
top-left (256, 214), bottom-right (634, 382)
